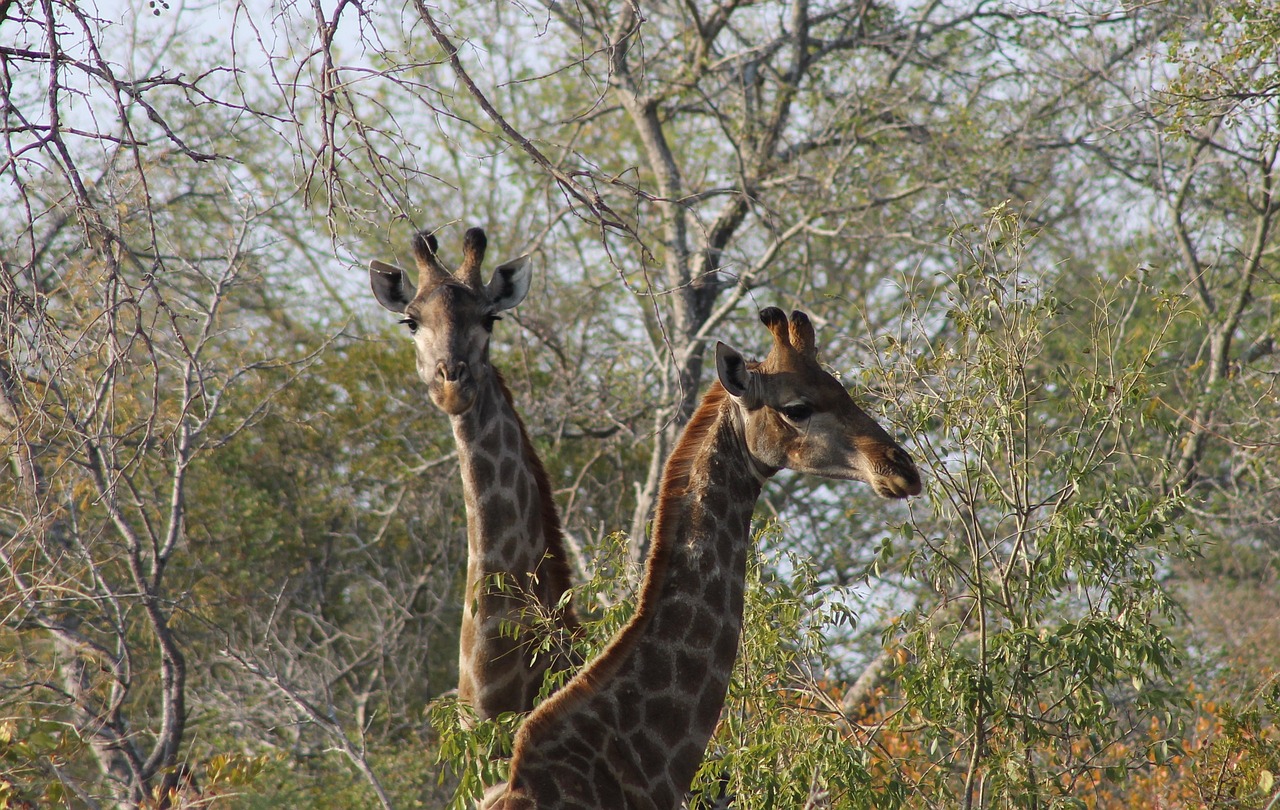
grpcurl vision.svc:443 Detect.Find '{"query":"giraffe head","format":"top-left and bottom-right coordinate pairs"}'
top-left (716, 307), bottom-right (922, 498)
top-left (369, 228), bottom-right (531, 415)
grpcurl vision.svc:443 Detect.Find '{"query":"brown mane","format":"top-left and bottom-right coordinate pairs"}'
top-left (652, 381), bottom-right (730, 507)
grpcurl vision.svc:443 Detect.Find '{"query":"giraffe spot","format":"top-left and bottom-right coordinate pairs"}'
top-left (629, 726), bottom-right (668, 774)
top-left (591, 713), bottom-right (622, 752)
top-left (489, 490), bottom-right (517, 517)
top-left (675, 648), bottom-right (709, 686)
top-left (701, 487), bottom-right (730, 515)
top-left (695, 677), bottom-right (730, 732)
top-left (593, 695), bottom-right (620, 731)
top-left (714, 533), bottom-right (744, 568)
top-left (727, 575), bottom-right (747, 611)
top-left (669, 741), bottom-right (709, 793)
top-left (655, 598), bottom-right (693, 635)
top-left (589, 758), bottom-right (627, 807)
top-left (722, 586), bottom-right (743, 616)
top-left (546, 739), bottom-right (592, 775)
top-left (536, 764), bottom-right (577, 802)
top-left (520, 679), bottom-right (542, 713)
top-left (645, 693), bottom-right (690, 747)
top-left (713, 624), bottom-right (741, 664)
top-left (684, 613), bottom-right (717, 649)
top-left (648, 781), bottom-right (677, 810)
top-left (699, 572), bottom-right (725, 605)
top-left (617, 684), bottom-right (644, 730)
top-left (471, 453), bottom-right (497, 485)
top-left (500, 457), bottom-right (518, 489)
top-left (637, 647), bottom-right (675, 690)
top-left (516, 479), bottom-right (533, 516)
top-left (501, 418), bottom-right (520, 449)
top-left (523, 501), bottom-right (543, 538)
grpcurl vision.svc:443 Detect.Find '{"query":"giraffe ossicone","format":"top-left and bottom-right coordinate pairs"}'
top-left (484, 307), bottom-right (921, 810)
top-left (369, 227), bottom-right (579, 722)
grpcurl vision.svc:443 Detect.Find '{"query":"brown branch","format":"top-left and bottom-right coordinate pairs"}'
top-left (221, 646), bottom-right (397, 810)
top-left (1172, 138), bottom-right (1279, 490)
top-left (412, 0), bottom-right (632, 236)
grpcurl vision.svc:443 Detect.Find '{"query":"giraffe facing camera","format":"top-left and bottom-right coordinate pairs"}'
top-left (369, 228), bottom-right (580, 722)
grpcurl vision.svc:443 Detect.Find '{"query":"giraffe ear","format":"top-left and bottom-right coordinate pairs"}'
top-left (369, 260), bottom-right (416, 313)
top-left (716, 341), bottom-right (758, 405)
top-left (487, 254), bottom-right (532, 312)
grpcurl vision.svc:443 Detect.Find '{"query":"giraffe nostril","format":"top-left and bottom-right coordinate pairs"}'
top-left (888, 447), bottom-right (918, 474)
top-left (437, 361), bottom-right (468, 383)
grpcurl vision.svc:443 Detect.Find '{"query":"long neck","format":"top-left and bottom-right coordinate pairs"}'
top-left (621, 387), bottom-right (763, 795)
top-left (508, 384), bottom-right (763, 809)
top-left (450, 369), bottom-right (577, 720)
top-left (452, 371), bottom-right (552, 569)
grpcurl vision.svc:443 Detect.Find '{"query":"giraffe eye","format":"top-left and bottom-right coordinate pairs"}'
top-left (779, 402), bottom-right (813, 422)
top-left (399, 317), bottom-right (419, 334)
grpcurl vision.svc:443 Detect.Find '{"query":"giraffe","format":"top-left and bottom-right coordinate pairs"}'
top-left (483, 307), bottom-right (922, 810)
top-left (369, 227), bottom-right (579, 721)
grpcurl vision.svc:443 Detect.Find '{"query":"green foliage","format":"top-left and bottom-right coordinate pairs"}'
top-left (1164, 2), bottom-right (1280, 137)
top-left (219, 746), bottom-right (442, 810)
top-left (698, 536), bottom-right (899, 809)
top-left (428, 698), bottom-right (517, 810)
top-left (1185, 692), bottom-right (1280, 809)
top-left (876, 205), bottom-right (1199, 806)
top-left (0, 717), bottom-right (81, 808)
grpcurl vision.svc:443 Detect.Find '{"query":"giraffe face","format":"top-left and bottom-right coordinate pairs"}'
top-left (716, 309), bottom-right (922, 499)
top-left (402, 282), bottom-right (500, 415)
top-left (370, 228), bottom-right (531, 417)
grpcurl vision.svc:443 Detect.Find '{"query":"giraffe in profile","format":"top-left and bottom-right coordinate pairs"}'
top-left (484, 307), bottom-right (922, 809)
top-left (369, 227), bottom-right (579, 720)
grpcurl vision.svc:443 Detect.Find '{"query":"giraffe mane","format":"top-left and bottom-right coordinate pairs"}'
top-left (652, 382), bottom-right (731, 509)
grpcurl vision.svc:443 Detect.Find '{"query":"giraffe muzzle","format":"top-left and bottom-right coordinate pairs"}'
top-left (429, 361), bottom-right (479, 415)
top-left (873, 448), bottom-right (922, 498)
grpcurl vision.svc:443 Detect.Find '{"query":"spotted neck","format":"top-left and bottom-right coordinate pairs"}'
top-left (451, 369), bottom-right (577, 721)
top-left (496, 383), bottom-right (763, 809)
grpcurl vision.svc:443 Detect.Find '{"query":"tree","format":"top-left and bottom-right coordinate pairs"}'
top-left (0, 1), bottom-right (443, 804)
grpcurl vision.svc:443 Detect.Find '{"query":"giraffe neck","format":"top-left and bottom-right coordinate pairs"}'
top-left (502, 384), bottom-right (764, 810)
top-left (451, 369), bottom-right (577, 721)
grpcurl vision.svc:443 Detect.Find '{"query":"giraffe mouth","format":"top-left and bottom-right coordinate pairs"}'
top-left (872, 475), bottom-right (921, 499)
top-left (864, 445), bottom-right (922, 499)
top-left (869, 464), bottom-right (922, 499)
top-left (430, 379), bottom-right (479, 416)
